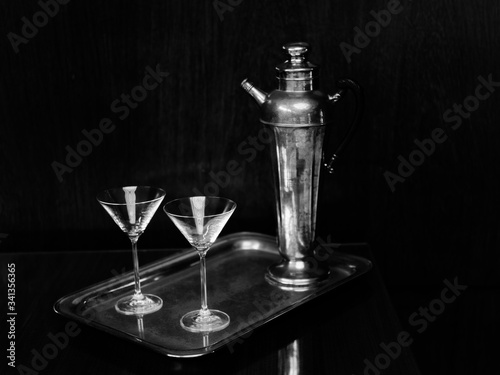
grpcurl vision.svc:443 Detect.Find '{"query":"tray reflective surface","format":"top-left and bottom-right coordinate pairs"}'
top-left (54, 232), bottom-right (372, 358)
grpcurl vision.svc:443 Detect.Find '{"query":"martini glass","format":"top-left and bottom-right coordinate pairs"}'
top-left (97, 186), bottom-right (165, 315)
top-left (164, 196), bottom-right (236, 332)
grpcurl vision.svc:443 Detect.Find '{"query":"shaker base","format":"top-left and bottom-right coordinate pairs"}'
top-left (265, 259), bottom-right (330, 291)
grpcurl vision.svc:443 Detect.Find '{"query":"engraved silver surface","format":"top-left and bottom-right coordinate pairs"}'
top-left (267, 125), bottom-right (330, 286)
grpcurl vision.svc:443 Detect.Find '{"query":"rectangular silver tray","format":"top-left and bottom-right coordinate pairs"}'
top-left (54, 232), bottom-right (372, 358)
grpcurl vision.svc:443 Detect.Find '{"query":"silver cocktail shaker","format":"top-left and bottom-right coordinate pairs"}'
top-left (242, 42), bottom-right (362, 288)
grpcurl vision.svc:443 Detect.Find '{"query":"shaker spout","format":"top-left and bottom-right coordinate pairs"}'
top-left (241, 78), bottom-right (267, 106)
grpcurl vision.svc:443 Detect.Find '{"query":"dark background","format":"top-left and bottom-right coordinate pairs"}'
top-left (1, 0), bottom-right (499, 373)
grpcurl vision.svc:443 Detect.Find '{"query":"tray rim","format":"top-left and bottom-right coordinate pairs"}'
top-left (53, 231), bottom-right (372, 358)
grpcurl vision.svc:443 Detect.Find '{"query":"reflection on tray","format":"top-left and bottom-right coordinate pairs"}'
top-left (54, 232), bottom-right (372, 358)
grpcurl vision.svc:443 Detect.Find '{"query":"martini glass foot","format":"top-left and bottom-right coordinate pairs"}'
top-left (115, 294), bottom-right (163, 316)
top-left (181, 309), bottom-right (230, 333)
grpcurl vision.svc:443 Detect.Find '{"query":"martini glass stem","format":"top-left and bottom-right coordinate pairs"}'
top-left (198, 248), bottom-right (210, 316)
top-left (130, 235), bottom-right (144, 300)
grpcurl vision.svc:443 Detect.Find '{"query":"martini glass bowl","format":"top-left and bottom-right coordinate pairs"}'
top-left (97, 186), bottom-right (165, 315)
top-left (163, 196), bottom-right (236, 332)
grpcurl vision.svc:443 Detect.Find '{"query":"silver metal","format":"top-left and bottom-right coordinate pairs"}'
top-left (265, 124), bottom-right (329, 286)
top-left (240, 42), bottom-right (329, 128)
top-left (54, 232), bottom-right (372, 358)
top-left (278, 339), bottom-right (301, 375)
top-left (242, 42), bottom-right (363, 287)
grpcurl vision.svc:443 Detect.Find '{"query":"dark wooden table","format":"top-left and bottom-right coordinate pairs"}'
top-left (1, 242), bottom-right (421, 375)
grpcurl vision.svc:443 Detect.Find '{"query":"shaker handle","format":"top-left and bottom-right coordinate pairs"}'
top-left (324, 79), bottom-right (363, 173)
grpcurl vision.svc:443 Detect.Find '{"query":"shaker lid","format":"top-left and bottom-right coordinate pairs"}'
top-left (276, 42), bottom-right (318, 80)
